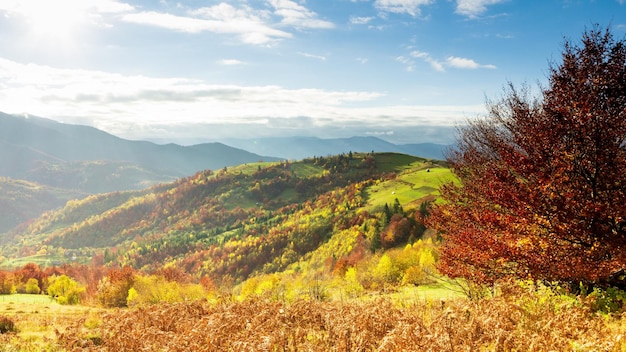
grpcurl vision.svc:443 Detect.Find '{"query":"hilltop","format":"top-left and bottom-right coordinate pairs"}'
top-left (217, 136), bottom-right (451, 160)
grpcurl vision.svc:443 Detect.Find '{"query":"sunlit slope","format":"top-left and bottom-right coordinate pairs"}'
top-left (366, 164), bottom-right (453, 210)
top-left (1, 153), bottom-right (450, 280)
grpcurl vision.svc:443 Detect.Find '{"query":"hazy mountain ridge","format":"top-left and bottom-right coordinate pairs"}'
top-left (218, 136), bottom-right (451, 161)
top-left (0, 112), bottom-right (281, 188)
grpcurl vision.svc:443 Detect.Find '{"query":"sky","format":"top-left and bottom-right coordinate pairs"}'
top-left (0, 0), bottom-right (624, 145)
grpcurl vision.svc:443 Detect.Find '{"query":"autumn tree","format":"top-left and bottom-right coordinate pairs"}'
top-left (24, 278), bottom-right (40, 294)
top-left (97, 266), bottom-right (135, 307)
top-left (0, 272), bottom-right (14, 294)
top-left (14, 263), bottom-right (47, 294)
top-left (428, 26), bottom-right (626, 289)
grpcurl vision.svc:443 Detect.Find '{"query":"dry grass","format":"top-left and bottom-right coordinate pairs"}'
top-left (0, 291), bottom-right (622, 351)
top-left (57, 293), bottom-right (625, 352)
top-left (0, 294), bottom-right (102, 351)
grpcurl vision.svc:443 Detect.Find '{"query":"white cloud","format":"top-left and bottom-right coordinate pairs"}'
top-left (350, 16), bottom-right (374, 25)
top-left (122, 11), bottom-right (209, 33)
top-left (374, 0), bottom-right (434, 17)
top-left (121, 1), bottom-right (332, 45)
top-left (122, 8), bottom-right (292, 45)
top-left (401, 51), bottom-right (495, 71)
top-left (446, 56), bottom-right (496, 69)
top-left (218, 59), bottom-right (245, 65)
top-left (298, 52), bottom-right (327, 61)
top-left (396, 55), bottom-right (415, 72)
top-left (0, 58), bottom-right (478, 141)
top-left (455, 0), bottom-right (506, 18)
top-left (410, 51), bottom-right (445, 71)
top-left (192, 3), bottom-right (264, 20)
top-left (267, 0), bottom-right (334, 29)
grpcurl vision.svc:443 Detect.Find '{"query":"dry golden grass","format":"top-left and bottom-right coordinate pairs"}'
top-left (0, 294), bottom-right (103, 351)
top-left (57, 292), bottom-right (625, 352)
top-left (0, 290), bottom-right (623, 351)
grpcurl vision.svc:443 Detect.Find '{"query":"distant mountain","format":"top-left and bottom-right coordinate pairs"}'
top-left (397, 143), bottom-right (452, 160)
top-left (0, 112), bottom-right (280, 192)
top-left (218, 136), bottom-right (451, 160)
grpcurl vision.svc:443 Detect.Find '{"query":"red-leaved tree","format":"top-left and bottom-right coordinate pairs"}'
top-left (428, 25), bottom-right (626, 289)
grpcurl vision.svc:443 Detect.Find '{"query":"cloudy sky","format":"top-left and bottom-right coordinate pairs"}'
top-left (0, 0), bottom-right (624, 145)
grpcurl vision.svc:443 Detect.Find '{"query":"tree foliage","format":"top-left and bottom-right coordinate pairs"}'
top-left (429, 26), bottom-right (626, 288)
top-left (127, 274), bottom-right (205, 307)
top-left (97, 266), bottom-right (135, 307)
top-left (24, 278), bottom-right (40, 294)
top-left (47, 275), bottom-right (85, 305)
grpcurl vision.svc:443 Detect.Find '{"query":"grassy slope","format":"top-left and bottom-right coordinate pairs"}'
top-left (236, 154), bottom-right (453, 298)
top-left (366, 164), bottom-right (453, 210)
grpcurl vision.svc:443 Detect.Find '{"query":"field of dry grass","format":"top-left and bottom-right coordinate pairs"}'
top-left (0, 294), bottom-right (102, 351)
top-left (0, 288), bottom-right (623, 351)
top-left (54, 292), bottom-right (624, 351)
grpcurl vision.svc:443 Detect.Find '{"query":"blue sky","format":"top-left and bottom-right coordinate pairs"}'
top-left (0, 0), bottom-right (624, 145)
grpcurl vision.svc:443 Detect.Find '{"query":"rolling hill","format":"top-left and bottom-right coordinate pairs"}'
top-left (0, 153), bottom-right (453, 287)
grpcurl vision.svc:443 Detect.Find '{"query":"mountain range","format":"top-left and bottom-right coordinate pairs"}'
top-left (0, 112), bottom-right (280, 192)
top-left (204, 137), bottom-right (449, 161)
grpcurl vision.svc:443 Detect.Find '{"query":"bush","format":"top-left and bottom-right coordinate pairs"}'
top-left (586, 286), bottom-right (626, 313)
top-left (0, 315), bottom-right (16, 334)
top-left (126, 275), bottom-right (205, 307)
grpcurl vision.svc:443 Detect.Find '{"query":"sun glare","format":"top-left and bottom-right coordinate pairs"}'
top-left (13, 0), bottom-right (88, 45)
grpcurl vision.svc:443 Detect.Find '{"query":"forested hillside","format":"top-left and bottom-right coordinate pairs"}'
top-left (0, 178), bottom-right (87, 234)
top-left (0, 153), bottom-right (450, 289)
